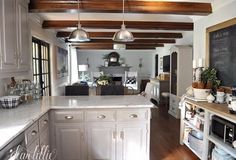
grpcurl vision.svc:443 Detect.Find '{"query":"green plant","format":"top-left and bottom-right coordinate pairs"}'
top-left (201, 68), bottom-right (221, 89)
top-left (97, 74), bottom-right (112, 85)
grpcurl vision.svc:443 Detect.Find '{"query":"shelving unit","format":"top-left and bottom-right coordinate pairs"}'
top-left (183, 140), bottom-right (202, 159)
top-left (180, 99), bottom-right (236, 160)
top-left (183, 119), bottom-right (203, 134)
top-left (207, 135), bottom-right (236, 158)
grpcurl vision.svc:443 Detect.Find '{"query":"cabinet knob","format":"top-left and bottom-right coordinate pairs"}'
top-left (43, 119), bottom-right (48, 124)
top-left (65, 116), bottom-right (73, 120)
top-left (97, 115), bottom-right (106, 119)
top-left (31, 130), bottom-right (37, 136)
top-left (129, 114), bottom-right (138, 118)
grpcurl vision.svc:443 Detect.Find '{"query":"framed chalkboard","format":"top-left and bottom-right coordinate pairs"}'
top-left (206, 18), bottom-right (236, 87)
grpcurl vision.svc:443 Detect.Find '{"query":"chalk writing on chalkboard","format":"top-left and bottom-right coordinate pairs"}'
top-left (209, 23), bottom-right (236, 86)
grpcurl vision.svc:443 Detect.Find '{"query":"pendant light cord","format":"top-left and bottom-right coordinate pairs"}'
top-left (122, 0), bottom-right (125, 26)
top-left (78, 0), bottom-right (81, 28)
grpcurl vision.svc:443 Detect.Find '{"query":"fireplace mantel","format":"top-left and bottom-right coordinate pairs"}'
top-left (98, 66), bottom-right (131, 75)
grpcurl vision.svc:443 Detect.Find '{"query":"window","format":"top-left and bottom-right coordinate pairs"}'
top-left (32, 37), bottom-right (51, 96)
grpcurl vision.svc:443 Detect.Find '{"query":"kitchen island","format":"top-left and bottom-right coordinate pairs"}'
top-left (0, 95), bottom-right (154, 160)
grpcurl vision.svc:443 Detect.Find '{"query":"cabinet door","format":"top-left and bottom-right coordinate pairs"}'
top-left (27, 138), bottom-right (40, 160)
top-left (40, 127), bottom-right (50, 151)
top-left (117, 123), bottom-right (149, 160)
top-left (86, 123), bottom-right (116, 160)
top-left (16, 0), bottom-right (30, 70)
top-left (0, 0), bottom-right (18, 70)
top-left (55, 124), bottom-right (85, 160)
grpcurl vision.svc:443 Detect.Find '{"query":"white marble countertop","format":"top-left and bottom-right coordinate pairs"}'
top-left (0, 95), bottom-right (153, 150)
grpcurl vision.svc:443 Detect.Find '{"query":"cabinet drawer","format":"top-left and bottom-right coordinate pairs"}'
top-left (54, 111), bottom-right (84, 123)
top-left (85, 110), bottom-right (116, 122)
top-left (117, 109), bottom-right (148, 121)
top-left (39, 113), bottom-right (49, 132)
top-left (25, 122), bottom-right (39, 145)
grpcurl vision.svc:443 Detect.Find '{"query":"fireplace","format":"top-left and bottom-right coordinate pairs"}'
top-left (98, 66), bottom-right (131, 83)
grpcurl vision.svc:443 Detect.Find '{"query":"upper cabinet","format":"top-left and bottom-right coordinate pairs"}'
top-left (16, 0), bottom-right (30, 71)
top-left (0, 0), bottom-right (30, 77)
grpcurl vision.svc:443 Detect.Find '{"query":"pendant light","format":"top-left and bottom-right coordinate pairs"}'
top-left (68, 0), bottom-right (90, 42)
top-left (113, 0), bottom-right (134, 42)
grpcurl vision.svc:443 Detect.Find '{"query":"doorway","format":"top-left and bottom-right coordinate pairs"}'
top-left (32, 37), bottom-right (51, 96)
top-left (155, 54), bottom-right (159, 77)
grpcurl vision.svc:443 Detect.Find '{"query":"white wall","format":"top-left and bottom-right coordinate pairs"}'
top-left (193, 1), bottom-right (236, 61)
top-left (77, 50), bottom-right (156, 79)
top-left (29, 14), bottom-right (68, 96)
top-left (154, 31), bottom-right (193, 76)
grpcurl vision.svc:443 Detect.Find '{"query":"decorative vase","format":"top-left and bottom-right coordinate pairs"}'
top-left (207, 93), bottom-right (215, 103)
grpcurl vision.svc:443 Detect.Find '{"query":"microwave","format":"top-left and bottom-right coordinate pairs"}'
top-left (211, 115), bottom-right (236, 146)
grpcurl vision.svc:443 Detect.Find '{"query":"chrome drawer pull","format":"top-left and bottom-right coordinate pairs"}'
top-left (129, 114), bottom-right (138, 118)
top-left (65, 116), bottom-right (74, 120)
top-left (97, 115), bottom-right (106, 119)
top-left (31, 130), bottom-right (37, 136)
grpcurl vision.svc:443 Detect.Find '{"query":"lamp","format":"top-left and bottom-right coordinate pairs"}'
top-left (113, 0), bottom-right (134, 42)
top-left (78, 64), bottom-right (88, 82)
top-left (68, 0), bottom-right (90, 42)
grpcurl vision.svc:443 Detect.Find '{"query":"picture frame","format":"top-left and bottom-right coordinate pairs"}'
top-left (56, 46), bottom-right (68, 78)
top-left (160, 57), bottom-right (163, 70)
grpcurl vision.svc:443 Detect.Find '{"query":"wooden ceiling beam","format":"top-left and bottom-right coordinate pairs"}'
top-left (29, 0), bottom-right (212, 15)
top-left (66, 38), bottom-right (175, 44)
top-left (57, 31), bottom-right (183, 39)
top-left (43, 20), bottom-right (193, 30)
top-left (73, 43), bottom-right (164, 50)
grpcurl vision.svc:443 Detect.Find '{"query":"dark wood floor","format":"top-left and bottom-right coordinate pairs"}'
top-left (150, 106), bottom-right (199, 160)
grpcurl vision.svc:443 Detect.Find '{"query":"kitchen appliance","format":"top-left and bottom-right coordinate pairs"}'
top-left (211, 115), bottom-right (236, 146)
top-left (0, 132), bottom-right (26, 160)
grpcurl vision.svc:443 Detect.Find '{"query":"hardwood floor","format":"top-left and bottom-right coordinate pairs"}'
top-left (150, 106), bottom-right (199, 160)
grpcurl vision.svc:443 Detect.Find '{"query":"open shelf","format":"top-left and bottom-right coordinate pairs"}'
top-left (183, 119), bottom-right (204, 134)
top-left (183, 140), bottom-right (202, 159)
top-left (207, 135), bottom-right (236, 158)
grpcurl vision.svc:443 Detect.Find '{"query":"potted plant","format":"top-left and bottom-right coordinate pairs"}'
top-left (192, 68), bottom-right (221, 100)
top-left (96, 74), bottom-right (112, 86)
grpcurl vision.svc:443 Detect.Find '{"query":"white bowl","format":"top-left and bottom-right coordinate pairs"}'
top-left (193, 88), bottom-right (211, 100)
top-left (0, 96), bottom-right (21, 109)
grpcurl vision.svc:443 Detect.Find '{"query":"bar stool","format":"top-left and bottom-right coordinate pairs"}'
top-left (161, 92), bottom-right (170, 108)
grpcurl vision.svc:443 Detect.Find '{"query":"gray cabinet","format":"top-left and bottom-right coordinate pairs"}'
top-left (0, 0), bottom-right (30, 77)
top-left (25, 113), bottom-right (50, 160)
top-left (55, 124), bottom-right (85, 160)
top-left (86, 123), bottom-right (116, 160)
top-left (50, 109), bottom-right (151, 160)
top-left (0, 0), bottom-right (18, 71)
top-left (16, 0), bottom-right (30, 71)
top-left (117, 123), bottom-right (149, 160)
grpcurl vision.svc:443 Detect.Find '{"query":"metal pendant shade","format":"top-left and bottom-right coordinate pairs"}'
top-left (113, 24), bottom-right (134, 42)
top-left (68, 25), bottom-right (90, 42)
top-left (113, 0), bottom-right (134, 42)
top-left (68, 0), bottom-right (90, 42)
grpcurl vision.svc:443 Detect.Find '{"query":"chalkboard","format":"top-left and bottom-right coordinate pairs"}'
top-left (208, 20), bottom-right (236, 86)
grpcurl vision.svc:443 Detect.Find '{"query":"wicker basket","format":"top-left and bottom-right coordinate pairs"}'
top-left (188, 132), bottom-right (204, 156)
top-left (193, 88), bottom-right (211, 100)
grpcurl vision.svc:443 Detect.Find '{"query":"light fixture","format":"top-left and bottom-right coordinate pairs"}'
top-left (68, 0), bottom-right (90, 42)
top-left (113, 0), bottom-right (134, 42)
top-left (78, 64), bottom-right (88, 81)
